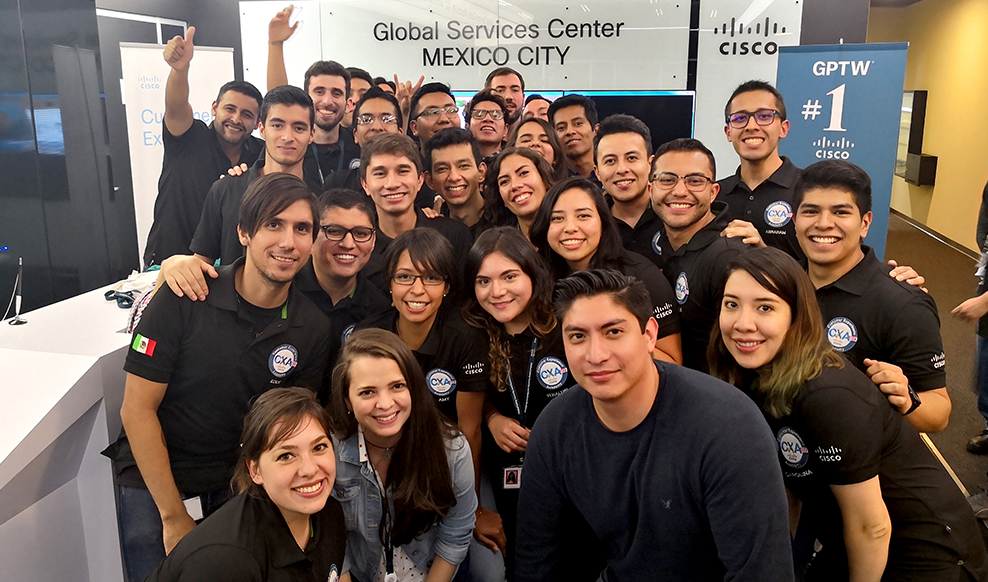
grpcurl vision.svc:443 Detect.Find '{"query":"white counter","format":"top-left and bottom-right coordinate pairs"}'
top-left (0, 285), bottom-right (131, 582)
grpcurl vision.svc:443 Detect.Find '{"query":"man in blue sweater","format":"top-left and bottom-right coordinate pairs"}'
top-left (515, 269), bottom-right (793, 582)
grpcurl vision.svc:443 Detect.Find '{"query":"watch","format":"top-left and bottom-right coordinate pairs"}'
top-left (904, 384), bottom-right (922, 416)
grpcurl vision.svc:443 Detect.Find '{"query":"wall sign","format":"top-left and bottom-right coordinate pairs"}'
top-left (776, 42), bottom-right (908, 259)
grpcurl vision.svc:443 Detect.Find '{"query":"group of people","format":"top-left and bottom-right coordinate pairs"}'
top-left (104, 8), bottom-right (988, 582)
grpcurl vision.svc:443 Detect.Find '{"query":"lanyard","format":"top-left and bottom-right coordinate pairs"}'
top-left (369, 446), bottom-right (397, 582)
top-left (506, 337), bottom-right (538, 428)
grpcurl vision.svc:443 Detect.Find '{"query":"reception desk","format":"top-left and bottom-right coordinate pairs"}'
top-left (0, 286), bottom-right (131, 582)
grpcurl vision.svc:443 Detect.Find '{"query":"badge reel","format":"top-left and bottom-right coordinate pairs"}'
top-left (385, 573), bottom-right (398, 582)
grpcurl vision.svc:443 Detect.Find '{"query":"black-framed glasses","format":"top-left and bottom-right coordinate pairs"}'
top-left (726, 109), bottom-right (781, 128)
top-left (470, 108), bottom-right (505, 121)
top-left (416, 105), bottom-right (459, 120)
top-left (391, 273), bottom-right (446, 286)
top-left (356, 113), bottom-right (398, 126)
top-left (320, 224), bottom-right (374, 242)
top-left (650, 172), bottom-right (714, 192)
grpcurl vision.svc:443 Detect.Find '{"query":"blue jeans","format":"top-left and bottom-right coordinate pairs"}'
top-left (978, 336), bottom-right (988, 427)
top-left (116, 485), bottom-right (233, 582)
top-left (468, 472), bottom-right (506, 582)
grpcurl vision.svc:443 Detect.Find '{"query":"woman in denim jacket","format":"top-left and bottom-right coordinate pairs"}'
top-left (330, 328), bottom-right (477, 582)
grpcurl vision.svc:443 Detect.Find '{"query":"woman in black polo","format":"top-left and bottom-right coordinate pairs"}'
top-left (530, 176), bottom-right (682, 364)
top-left (462, 227), bottom-right (579, 580)
top-left (710, 248), bottom-right (988, 582)
top-left (144, 388), bottom-right (346, 582)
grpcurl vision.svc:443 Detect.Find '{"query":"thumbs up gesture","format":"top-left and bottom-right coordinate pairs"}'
top-left (163, 26), bottom-right (195, 70)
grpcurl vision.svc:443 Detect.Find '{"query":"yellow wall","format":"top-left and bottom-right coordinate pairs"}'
top-left (868, 0), bottom-right (988, 251)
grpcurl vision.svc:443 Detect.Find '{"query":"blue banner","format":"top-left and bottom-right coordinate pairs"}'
top-left (776, 42), bottom-right (908, 259)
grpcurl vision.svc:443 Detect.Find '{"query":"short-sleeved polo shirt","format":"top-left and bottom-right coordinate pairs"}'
top-left (617, 250), bottom-right (680, 338)
top-left (111, 257), bottom-right (333, 494)
top-left (655, 201), bottom-right (748, 371)
top-left (144, 120), bottom-right (263, 266)
top-left (145, 493), bottom-right (347, 582)
top-left (613, 204), bottom-right (666, 270)
top-left (815, 246), bottom-right (946, 392)
top-left (356, 307), bottom-right (489, 421)
top-left (717, 157), bottom-right (803, 261)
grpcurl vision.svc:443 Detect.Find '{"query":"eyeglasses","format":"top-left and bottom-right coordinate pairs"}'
top-left (416, 105), bottom-right (459, 120)
top-left (320, 224), bottom-right (374, 242)
top-left (726, 109), bottom-right (781, 128)
top-left (470, 109), bottom-right (505, 121)
top-left (356, 113), bottom-right (398, 126)
top-left (391, 273), bottom-right (446, 286)
top-left (650, 172), bottom-right (714, 192)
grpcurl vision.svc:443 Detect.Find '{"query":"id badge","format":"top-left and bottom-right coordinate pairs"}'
top-left (503, 465), bottom-right (522, 489)
top-left (182, 495), bottom-right (204, 521)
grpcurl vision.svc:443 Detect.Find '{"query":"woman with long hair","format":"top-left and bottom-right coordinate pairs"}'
top-left (530, 176), bottom-right (682, 363)
top-left (461, 227), bottom-right (579, 579)
top-left (145, 388), bottom-right (346, 581)
top-left (505, 117), bottom-right (569, 182)
top-left (330, 328), bottom-right (477, 582)
top-left (710, 247), bottom-right (988, 582)
top-left (483, 147), bottom-right (556, 241)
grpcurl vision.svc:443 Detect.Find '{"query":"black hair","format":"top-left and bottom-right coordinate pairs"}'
top-left (724, 80), bottom-right (788, 121)
top-left (352, 86), bottom-right (403, 129)
top-left (547, 94), bottom-right (598, 127)
top-left (524, 93), bottom-right (547, 106)
top-left (424, 127), bottom-right (482, 171)
top-left (318, 188), bottom-right (378, 229)
top-left (485, 67), bottom-right (525, 91)
top-left (409, 82), bottom-right (454, 120)
top-left (554, 269), bottom-right (652, 333)
top-left (238, 173), bottom-right (318, 241)
top-left (593, 114), bottom-right (653, 162)
top-left (793, 160), bottom-right (872, 215)
top-left (383, 228), bottom-right (458, 298)
top-left (260, 85), bottom-right (314, 127)
top-left (345, 67), bottom-right (373, 89)
top-left (529, 176), bottom-right (628, 279)
top-left (651, 138), bottom-right (717, 180)
top-left (216, 80), bottom-right (263, 111)
top-left (373, 76), bottom-right (397, 93)
top-left (303, 60), bottom-right (350, 96)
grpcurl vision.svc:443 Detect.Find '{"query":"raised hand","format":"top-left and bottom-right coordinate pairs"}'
top-left (269, 5), bottom-right (298, 44)
top-left (163, 26), bottom-right (195, 71)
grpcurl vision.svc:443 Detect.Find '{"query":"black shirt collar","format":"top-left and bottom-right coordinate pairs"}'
top-left (721, 156), bottom-right (800, 192)
top-left (674, 200), bottom-right (733, 252)
top-left (818, 245), bottom-right (877, 297)
top-left (207, 256), bottom-right (304, 324)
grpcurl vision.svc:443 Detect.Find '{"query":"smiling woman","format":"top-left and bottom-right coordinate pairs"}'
top-left (143, 388), bottom-right (346, 582)
top-left (329, 329), bottom-right (477, 582)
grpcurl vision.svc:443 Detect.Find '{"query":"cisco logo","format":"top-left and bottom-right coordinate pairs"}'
top-left (714, 17), bottom-right (787, 56)
top-left (137, 74), bottom-right (162, 90)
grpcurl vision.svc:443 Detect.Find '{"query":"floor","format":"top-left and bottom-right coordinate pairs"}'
top-left (884, 210), bottom-right (988, 494)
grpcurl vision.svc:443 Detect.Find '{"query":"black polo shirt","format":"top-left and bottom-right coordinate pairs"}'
top-left (363, 209), bottom-right (475, 294)
top-left (325, 166), bottom-right (363, 193)
top-left (355, 307), bottom-right (489, 421)
top-left (815, 246), bottom-right (946, 392)
top-left (656, 201), bottom-right (747, 372)
top-left (293, 259), bottom-right (391, 362)
top-left (717, 157), bottom-right (804, 261)
top-left (144, 120), bottom-right (262, 266)
top-left (438, 202), bottom-right (489, 240)
top-left (145, 493), bottom-right (347, 582)
top-left (613, 204), bottom-right (666, 270)
top-left (618, 250), bottom-right (680, 338)
top-left (303, 130), bottom-right (360, 188)
top-left (190, 158), bottom-right (323, 265)
top-left (764, 364), bottom-right (987, 580)
top-left (111, 257), bottom-right (333, 494)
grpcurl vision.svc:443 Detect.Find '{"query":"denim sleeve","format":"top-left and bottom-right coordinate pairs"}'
top-left (432, 435), bottom-right (477, 566)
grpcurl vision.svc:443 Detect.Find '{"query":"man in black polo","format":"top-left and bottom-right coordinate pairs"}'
top-left (359, 133), bottom-right (473, 293)
top-left (548, 94), bottom-right (599, 183)
top-left (424, 128), bottom-right (488, 237)
top-left (143, 26), bottom-right (263, 267)
top-left (794, 160), bottom-right (951, 433)
top-left (188, 85), bottom-right (317, 266)
top-left (109, 173), bottom-right (331, 582)
top-left (268, 7), bottom-right (356, 184)
top-left (594, 114), bottom-right (664, 268)
top-left (649, 138), bottom-right (747, 372)
top-left (408, 82), bottom-right (462, 209)
top-left (716, 80), bottom-right (803, 260)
